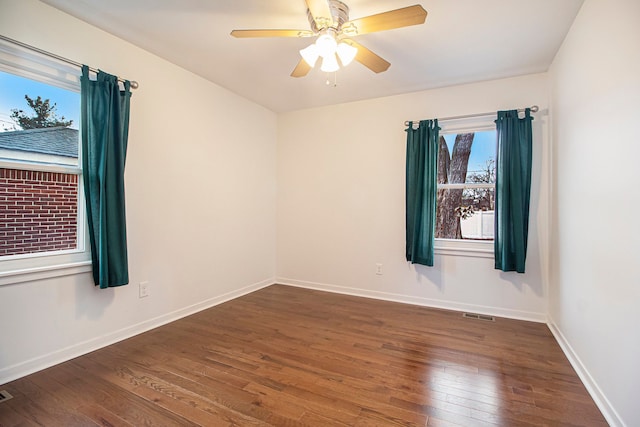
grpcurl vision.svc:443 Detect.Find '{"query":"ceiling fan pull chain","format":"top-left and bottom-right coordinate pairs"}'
top-left (326, 71), bottom-right (338, 87)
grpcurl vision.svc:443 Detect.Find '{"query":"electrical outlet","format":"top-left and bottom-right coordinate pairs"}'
top-left (376, 263), bottom-right (383, 275)
top-left (139, 281), bottom-right (150, 298)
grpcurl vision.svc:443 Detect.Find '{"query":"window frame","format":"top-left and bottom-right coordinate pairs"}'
top-left (0, 42), bottom-right (91, 286)
top-left (434, 116), bottom-right (497, 258)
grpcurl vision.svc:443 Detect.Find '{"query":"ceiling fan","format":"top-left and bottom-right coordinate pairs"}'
top-left (231, 0), bottom-right (427, 77)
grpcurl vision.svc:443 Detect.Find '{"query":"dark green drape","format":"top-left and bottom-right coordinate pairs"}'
top-left (494, 109), bottom-right (533, 273)
top-left (81, 65), bottom-right (131, 288)
top-left (406, 120), bottom-right (439, 267)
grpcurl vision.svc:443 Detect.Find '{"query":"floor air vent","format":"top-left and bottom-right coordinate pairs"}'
top-left (463, 312), bottom-right (495, 322)
top-left (0, 390), bottom-right (13, 403)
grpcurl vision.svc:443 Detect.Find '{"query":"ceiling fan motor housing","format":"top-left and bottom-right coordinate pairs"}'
top-left (307, 0), bottom-right (350, 32)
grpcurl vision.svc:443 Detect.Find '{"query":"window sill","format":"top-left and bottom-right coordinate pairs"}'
top-left (0, 261), bottom-right (92, 287)
top-left (434, 239), bottom-right (494, 258)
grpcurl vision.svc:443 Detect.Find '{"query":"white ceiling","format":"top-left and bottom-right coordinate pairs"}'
top-left (41, 0), bottom-right (583, 113)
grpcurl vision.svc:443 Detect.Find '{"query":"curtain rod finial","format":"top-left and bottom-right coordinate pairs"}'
top-left (130, 81), bottom-right (139, 89)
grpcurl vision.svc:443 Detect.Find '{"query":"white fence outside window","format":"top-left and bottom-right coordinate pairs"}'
top-left (460, 210), bottom-right (494, 240)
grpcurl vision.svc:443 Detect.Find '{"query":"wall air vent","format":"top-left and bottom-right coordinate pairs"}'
top-left (0, 390), bottom-right (13, 403)
top-left (462, 312), bottom-right (495, 322)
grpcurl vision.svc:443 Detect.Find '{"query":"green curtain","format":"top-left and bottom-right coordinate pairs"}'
top-left (494, 109), bottom-right (533, 273)
top-left (406, 120), bottom-right (439, 266)
top-left (80, 65), bottom-right (131, 288)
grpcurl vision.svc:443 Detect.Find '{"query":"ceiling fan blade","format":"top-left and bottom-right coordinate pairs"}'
top-left (231, 29), bottom-right (314, 38)
top-left (344, 39), bottom-right (391, 73)
top-left (342, 5), bottom-right (427, 35)
top-left (291, 59), bottom-right (312, 78)
top-left (305, 0), bottom-right (333, 29)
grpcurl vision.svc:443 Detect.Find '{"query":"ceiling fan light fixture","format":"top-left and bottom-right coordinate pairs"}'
top-left (300, 44), bottom-right (320, 67)
top-left (320, 53), bottom-right (340, 72)
top-left (315, 33), bottom-right (338, 58)
top-left (336, 42), bottom-right (357, 66)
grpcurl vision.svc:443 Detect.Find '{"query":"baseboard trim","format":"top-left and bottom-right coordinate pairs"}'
top-left (547, 317), bottom-right (625, 427)
top-left (277, 277), bottom-right (546, 323)
top-left (0, 277), bottom-right (275, 385)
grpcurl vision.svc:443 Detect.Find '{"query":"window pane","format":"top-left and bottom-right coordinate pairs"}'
top-left (0, 70), bottom-right (80, 167)
top-left (0, 69), bottom-right (81, 258)
top-left (440, 130), bottom-right (496, 184)
top-left (436, 188), bottom-right (495, 240)
top-left (437, 129), bottom-right (496, 241)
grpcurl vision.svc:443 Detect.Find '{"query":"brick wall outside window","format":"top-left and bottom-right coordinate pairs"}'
top-left (0, 168), bottom-right (78, 257)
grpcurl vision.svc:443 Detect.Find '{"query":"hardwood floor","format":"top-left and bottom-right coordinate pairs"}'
top-left (0, 285), bottom-right (607, 426)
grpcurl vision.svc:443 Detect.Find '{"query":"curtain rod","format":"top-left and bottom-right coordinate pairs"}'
top-left (0, 34), bottom-right (139, 89)
top-left (404, 105), bottom-right (538, 127)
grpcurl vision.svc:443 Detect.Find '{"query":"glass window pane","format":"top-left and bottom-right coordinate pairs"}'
top-left (440, 130), bottom-right (496, 184)
top-left (0, 70), bottom-right (80, 167)
top-left (0, 69), bottom-right (81, 258)
top-left (436, 188), bottom-right (495, 240)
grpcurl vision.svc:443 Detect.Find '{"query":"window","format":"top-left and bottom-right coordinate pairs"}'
top-left (435, 118), bottom-right (496, 256)
top-left (0, 41), bottom-right (90, 284)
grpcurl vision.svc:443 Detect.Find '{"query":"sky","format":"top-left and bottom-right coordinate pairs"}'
top-left (0, 70), bottom-right (80, 132)
top-left (442, 130), bottom-right (496, 175)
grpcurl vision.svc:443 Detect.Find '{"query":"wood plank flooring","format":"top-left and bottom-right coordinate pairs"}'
top-left (0, 285), bottom-right (607, 426)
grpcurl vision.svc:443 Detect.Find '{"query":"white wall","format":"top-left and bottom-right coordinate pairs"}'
top-left (277, 74), bottom-right (549, 321)
top-left (0, 0), bottom-right (277, 383)
top-left (548, 0), bottom-right (640, 426)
